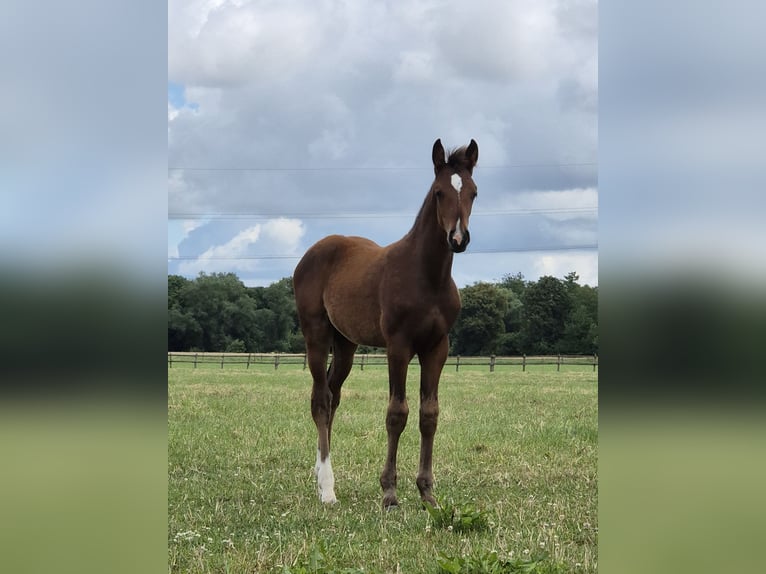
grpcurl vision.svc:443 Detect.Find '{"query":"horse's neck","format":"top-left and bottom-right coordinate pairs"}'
top-left (402, 197), bottom-right (454, 287)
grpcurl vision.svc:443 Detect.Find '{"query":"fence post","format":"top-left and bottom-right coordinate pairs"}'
top-left (593, 354), bottom-right (597, 372)
top-left (557, 354), bottom-right (561, 372)
top-left (456, 355), bottom-right (460, 372)
top-left (490, 355), bottom-right (496, 373)
top-left (221, 353), bottom-right (225, 369)
top-left (246, 353), bottom-right (251, 369)
top-left (194, 353), bottom-right (198, 369)
top-left (274, 354), bottom-right (280, 370)
top-left (169, 353), bottom-right (172, 369)
top-left (360, 353), bottom-right (366, 371)
top-left (303, 354), bottom-right (307, 370)
top-left (522, 354), bottom-right (526, 372)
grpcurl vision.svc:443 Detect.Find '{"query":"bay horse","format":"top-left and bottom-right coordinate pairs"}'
top-left (293, 138), bottom-right (478, 508)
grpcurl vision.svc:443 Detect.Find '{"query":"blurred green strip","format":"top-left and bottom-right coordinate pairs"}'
top-left (0, 404), bottom-right (167, 574)
top-left (600, 410), bottom-right (766, 574)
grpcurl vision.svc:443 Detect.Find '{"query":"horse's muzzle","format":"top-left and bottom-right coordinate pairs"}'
top-left (448, 228), bottom-right (470, 253)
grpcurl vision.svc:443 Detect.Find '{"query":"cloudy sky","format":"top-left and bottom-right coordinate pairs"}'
top-left (168, 0), bottom-right (598, 287)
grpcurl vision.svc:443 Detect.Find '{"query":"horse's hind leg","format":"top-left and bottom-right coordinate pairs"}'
top-left (327, 332), bottom-right (357, 451)
top-left (304, 316), bottom-right (337, 503)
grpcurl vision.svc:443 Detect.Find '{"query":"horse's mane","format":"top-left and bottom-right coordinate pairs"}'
top-left (446, 146), bottom-right (473, 173)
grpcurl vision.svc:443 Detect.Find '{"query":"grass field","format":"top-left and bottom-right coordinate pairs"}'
top-left (168, 363), bottom-right (597, 573)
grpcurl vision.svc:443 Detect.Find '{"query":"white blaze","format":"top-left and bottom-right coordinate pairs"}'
top-left (315, 448), bottom-right (337, 504)
top-left (450, 173), bottom-right (464, 244)
top-left (451, 173), bottom-right (463, 193)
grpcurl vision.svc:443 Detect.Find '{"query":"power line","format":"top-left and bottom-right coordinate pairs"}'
top-left (167, 162), bottom-right (596, 172)
top-left (168, 206), bottom-right (598, 220)
top-left (466, 245), bottom-right (598, 254)
top-left (167, 244), bottom-right (598, 261)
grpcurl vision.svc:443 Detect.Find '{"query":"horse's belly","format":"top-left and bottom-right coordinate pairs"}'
top-left (327, 308), bottom-right (385, 348)
top-left (321, 241), bottom-right (386, 347)
top-left (324, 278), bottom-right (385, 347)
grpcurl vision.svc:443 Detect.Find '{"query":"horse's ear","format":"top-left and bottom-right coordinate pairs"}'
top-left (432, 138), bottom-right (446, 172)
top-left (465, 139), bottom-right (479, 173)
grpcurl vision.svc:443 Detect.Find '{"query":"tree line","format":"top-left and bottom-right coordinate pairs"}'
top-left (168, 271), bottom-right (597, 356)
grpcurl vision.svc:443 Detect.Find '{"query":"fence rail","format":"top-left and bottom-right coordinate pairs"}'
top-left (167, 352), bottom-right (598, 372)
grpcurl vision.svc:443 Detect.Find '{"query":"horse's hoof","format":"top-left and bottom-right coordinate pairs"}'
top-left (382, 494), bottom-right (399, 509)
top-left (318, 488), bottom-right (337, 504)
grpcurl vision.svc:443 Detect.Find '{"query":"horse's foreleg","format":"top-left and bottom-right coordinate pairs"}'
top-left (416, 336), bottom-right (449, 507)
top-left (380, 348), bottom-right (411, 509)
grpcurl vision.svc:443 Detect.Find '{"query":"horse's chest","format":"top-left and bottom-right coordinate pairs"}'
top-left (419, 306), bottom-right (451, 337)
top-left (382, 298), bottom-right (456, 343)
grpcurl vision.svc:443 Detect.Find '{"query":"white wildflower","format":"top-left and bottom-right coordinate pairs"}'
top-left (173, 530), bottom-right (201, 543)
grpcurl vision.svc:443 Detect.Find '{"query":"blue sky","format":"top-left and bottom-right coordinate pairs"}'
top-left (167, 83), bottom-right (186, 109)
top-left (168, 0), bottom-right (598, 287)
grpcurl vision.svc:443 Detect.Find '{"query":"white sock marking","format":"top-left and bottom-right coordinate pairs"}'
top-left (315, 448), bottom-right (337, 504)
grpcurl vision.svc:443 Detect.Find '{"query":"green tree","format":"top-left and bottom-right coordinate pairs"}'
top-left (560, 305), bottom-right (596, 353)
top-left (451, 282), bottom-right (508, 355)
top-left (168, 306), bottom-right (202, 351)
top-left (179, 272), bottom-right (258, 351)
top-left (520, 275), bottom-right (572, 354)
top-left (499, 272), bottom-right (527, 299)
top-left (168, 270), bottom-right (597, 356)
top-left (225, 338), bottom-right (246, 353)
top-left (249, 277), bottom-right (298, 352)
top-left (168, 275), bottom-right (200, 350)
top-left (560, 275), bottom-right (598, 354)
top-left (287, 331), bottom-right (306, 353)
top-left (495, 287), bottom-right (524, 354)
top-left (168, 274), bottom-right (190, 309)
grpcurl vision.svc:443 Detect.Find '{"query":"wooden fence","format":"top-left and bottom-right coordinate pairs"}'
top-left (167, 352), bottom-right (598, 372)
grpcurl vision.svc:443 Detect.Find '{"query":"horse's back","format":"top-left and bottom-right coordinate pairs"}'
top-left (294, 235), bottom-right (387, 346)
top-left (294, 234), bottom-right (382, 288)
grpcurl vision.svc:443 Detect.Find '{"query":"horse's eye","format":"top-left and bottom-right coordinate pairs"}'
top-left (435, 189), bottom-right (443, 199)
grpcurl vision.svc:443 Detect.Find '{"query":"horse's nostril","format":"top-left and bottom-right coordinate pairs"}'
top-left (448, 228), bottom-right (470, 253)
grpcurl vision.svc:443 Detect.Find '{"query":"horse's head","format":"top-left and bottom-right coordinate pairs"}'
top-left (431, 138), bottom-right (479, 253)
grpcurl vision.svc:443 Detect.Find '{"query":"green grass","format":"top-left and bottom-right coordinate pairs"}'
top-left (168, 364), bottom-right (597, 573)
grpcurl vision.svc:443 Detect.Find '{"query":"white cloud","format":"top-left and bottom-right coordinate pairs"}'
top-left (168, 219), bottom-right (207, 259)
top-left (435, 0), bottom-right (560, 84)
top-left (451, 250), bottom-right (597, 288)
top-left (393, 51), bottom-right (434, 84)
top-left (308, 129), bottom-right (351, 161)
top-left (168, 0), bottom-right (597, 286)
top-left (492, 187), bottom-right (598, 212)
top-left (533, 252), bottom-right (598, 286)
top-left (260, 218), bottom-right (305, 253)
top-left (178, 218), bottom-right (305, 276)
top-left (182, 220), bottom-right (203, 235)
top-left (179, 226), bottom-right (260, 274)
top-left (170, 1), bottom-right (321, 87)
